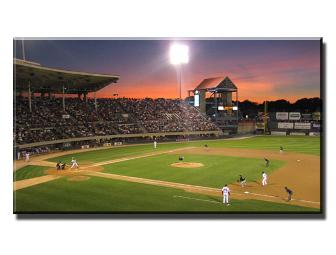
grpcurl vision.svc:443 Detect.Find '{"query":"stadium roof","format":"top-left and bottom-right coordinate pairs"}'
top-left (194, 76), bottom-right (237, 92)
top-left (14, 58), bottom-right (120, 94)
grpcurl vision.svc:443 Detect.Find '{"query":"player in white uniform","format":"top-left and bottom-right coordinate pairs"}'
top-left (25, 152), bottom-right (30, 162)
top-left (221, 184), bottom-right (231, 206)
top-left (262, 171), bottom-right (268, 186)
top-left (154, 140), bottom-right (157, 149)
top-left (70, 157), bottom-right (79, 169)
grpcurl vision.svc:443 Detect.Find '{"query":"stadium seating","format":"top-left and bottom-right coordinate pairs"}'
top-left (15, 97), bottom-right (220, 144)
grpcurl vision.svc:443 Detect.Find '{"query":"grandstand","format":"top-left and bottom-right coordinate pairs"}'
top-left (14, 59), bottom-right (222, 157)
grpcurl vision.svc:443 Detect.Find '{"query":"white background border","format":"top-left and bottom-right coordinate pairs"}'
top-left (1, 1), bottom-right (334, 255)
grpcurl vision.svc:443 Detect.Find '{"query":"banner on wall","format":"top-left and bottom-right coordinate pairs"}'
top-left (289, 112), bottom-right (301, 120)
top-left (278, 122), bottom-right (294, 129)
top-left (255, 122), bottom-right (265, 129)
top-left (271, 131), bottom-right (287, 136)
top-left (276, 112), bottom-right (288, 120)
top-left (302, 113), bottom-right (312, 120)
top-left (294, 122), bottom-right (311, 129)
top-left (312, 112), bottom-right (321, 121)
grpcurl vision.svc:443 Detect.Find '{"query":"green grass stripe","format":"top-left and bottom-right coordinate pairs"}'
top-left (14, 165), bottom-right (49, 181)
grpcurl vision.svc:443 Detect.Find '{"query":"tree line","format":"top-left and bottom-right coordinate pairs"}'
top-left (236, 97), bottom-right (321, 117)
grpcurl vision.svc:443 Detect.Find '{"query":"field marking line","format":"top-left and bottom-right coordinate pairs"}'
top-left (291, 198), bottom-right (320, 204)
top-left (173, 195), bottom-right (222, 204)
top-left (234, 191), bottom-right (320, 204)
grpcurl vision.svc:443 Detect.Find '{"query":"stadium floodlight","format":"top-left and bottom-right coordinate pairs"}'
top-left (170, 43), bottom-right (189, 99)
top-left (170, 43), bottom-right (189, 65)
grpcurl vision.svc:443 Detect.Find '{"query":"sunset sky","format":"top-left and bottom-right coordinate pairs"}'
top-left (14, 39), bottom-right (321, 103)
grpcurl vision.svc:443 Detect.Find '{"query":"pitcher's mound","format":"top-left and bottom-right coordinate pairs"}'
top-left (170, 162), bottom-right (204, 168)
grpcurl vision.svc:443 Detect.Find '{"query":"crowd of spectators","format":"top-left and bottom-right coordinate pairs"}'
top-left (15, 96), bottom-right (220, 145)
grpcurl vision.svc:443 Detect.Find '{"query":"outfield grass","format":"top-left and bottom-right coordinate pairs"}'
top-left (47, 136), bottom-right (320, 165)
top-left (14, 176), bottom-right (318, 213)
top-left (14, 165), bottom-right (49, 181)
top-left (102, 154), bottom-right (284, 188)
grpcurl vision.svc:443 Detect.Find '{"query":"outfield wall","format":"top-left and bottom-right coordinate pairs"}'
top-left (237, 121), bottom-right (256, 134)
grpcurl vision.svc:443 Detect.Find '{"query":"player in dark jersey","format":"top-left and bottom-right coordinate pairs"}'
top-left (280, 146), bottom-right (284, 153)
top-left (285, 186), bottom-right (293, 201)
top-left (264, 158), bottom-right (270, 167)
top-left (238, 175), bottom-right (247, 187)
top-left (56, 162), bottom-right (61, 170)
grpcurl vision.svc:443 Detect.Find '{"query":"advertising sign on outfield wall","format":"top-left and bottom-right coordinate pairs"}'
top-left (290, 132), bottom-right (306, 136)
top-left (302, 113), bottom-right (312, 120)
top-left (294, 122), bottom-right (311, 129)
top-left (278, 122), bottom-right (294, 129)
top-left (312, 112), bottom-right (321, 120)
top-left (289, 112), bottom-right (301, 120)
top-left (256, 122), bottom-right (265, 129)
top-left (276, 112), bottom-right (288, 120)
top-left (271, 131), bottom-right (287, 136)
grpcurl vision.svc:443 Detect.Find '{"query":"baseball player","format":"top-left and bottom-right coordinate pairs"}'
top-left (280, 146), bottom-right (284, 153)
top-left (285, 186), bottom-right (293, 202)
top-left (56, 162), bottom-right (61, 171)
top-left (25, 152), bottom-right (30, 162)
top-left (153, 140), bottom-right (157, 149)
top-left (221, 184), bottom-right (231, 206)
top-left (70, 157), bottom-right (79, 169)
top-left (238, 175), bottom-right (247, 187)
top-left (264, 158), bottom-right (270, 167)
top-left (178, 155), bottom-right (184, 161)
top-left (261, 171), bottom-right (268, 186)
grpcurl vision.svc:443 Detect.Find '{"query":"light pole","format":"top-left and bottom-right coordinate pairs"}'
top-left (169, 43), bottom-right (189, 100)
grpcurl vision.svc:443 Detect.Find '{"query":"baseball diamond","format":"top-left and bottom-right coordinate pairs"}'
top-left (14, 136), bottom-right (320, 212)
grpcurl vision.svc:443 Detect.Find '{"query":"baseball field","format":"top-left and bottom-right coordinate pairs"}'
top-left (13, 136), bottom-right (321, 213)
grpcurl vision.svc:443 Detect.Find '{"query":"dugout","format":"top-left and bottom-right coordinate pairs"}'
top-left (188, 76), bottom-right (239, 133)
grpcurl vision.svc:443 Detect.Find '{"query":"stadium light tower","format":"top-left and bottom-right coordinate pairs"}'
top-left (170, 43), bottom-right (189, 99)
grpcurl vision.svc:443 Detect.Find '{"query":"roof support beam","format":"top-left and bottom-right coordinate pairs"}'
top-left (62, 85), bottom-right (65, 111)
top-left (28, 81), bottom-right (32, 113)
top-left (94, 90), bottom-right (97, 111)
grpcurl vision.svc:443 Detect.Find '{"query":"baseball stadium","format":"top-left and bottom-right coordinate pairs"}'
top-left (13, 40), bottom-right (322, 213)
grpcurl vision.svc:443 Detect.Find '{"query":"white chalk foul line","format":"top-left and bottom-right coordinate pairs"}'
top-left (233, 191), bottom-right (320, 204)
top-left (174, 195), bottom-right (222, 204)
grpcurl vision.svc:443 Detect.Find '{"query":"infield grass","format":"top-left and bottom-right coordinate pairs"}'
top-left (102, 154), bottom-right (284, 188)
